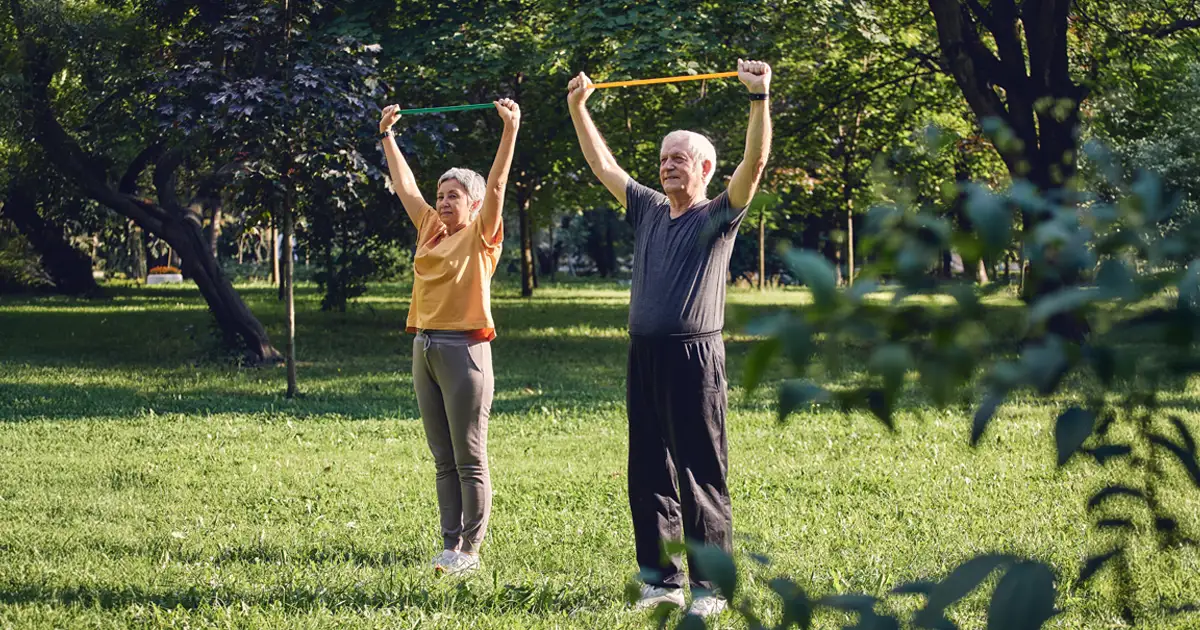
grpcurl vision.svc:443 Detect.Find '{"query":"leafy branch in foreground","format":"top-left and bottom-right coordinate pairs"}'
top-left (660, 137), bottom-right (1200, 629)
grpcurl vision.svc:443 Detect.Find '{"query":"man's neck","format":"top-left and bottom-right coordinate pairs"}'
top-left (666, 190), bottom-right (707, 218)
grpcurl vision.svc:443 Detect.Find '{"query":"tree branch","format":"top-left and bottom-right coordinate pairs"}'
top-left (964, 0), bottom-right (994, 27)
top-left (13, 9), bottom-right (168, 232)
top-left (153, 148), bottom-right (188, 217)
top-left (119, 144), bottom-right (165, 195)
top-left (1142, 18), bottom-right (1200, 38)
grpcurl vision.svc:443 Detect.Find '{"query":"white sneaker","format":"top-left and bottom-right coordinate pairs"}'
top-left (437, 550), bottom-right (481, 576)
top-left (687, 594), bottom-right (727, 618)
top-left (431, 549), bottom-right (456, 571)
top-left (634, 584), bottom-right (685, 610)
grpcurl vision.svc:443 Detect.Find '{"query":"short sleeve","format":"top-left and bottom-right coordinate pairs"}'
top-left (710, 190), bottom-right (750, 237)
top-left (474, 215), bottom-right (504, 250)
top-left (415, 204), bottom-right (442, 244)
top-left (625, 179), bottom-right (668, 229)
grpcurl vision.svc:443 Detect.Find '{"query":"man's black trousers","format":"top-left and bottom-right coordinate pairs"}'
top-left (626, 331), bottom-right (733, 592)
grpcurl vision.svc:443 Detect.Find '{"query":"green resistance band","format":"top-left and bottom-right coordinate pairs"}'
top-left (395, 103), bottom-right (495, 115)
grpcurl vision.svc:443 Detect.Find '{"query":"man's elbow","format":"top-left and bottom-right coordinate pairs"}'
top-left (749, 157), bottom-right (768, 181)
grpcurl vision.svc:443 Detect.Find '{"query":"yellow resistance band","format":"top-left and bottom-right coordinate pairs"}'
top-left (591, 71), bottom-right (739, 89)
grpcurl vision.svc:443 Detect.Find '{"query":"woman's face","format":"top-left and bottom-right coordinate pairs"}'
top-left (436, 179), bottom-right (479, 231)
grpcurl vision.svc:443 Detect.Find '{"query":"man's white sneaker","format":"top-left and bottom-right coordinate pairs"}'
top-left (633, 584), bottom-right (685, 610)
top-left (687, 594), bottom-right (728, 618)
top-left (437, 550), bottom-right (481, 576)
top-left (431, 549), bottom-right (457, 571)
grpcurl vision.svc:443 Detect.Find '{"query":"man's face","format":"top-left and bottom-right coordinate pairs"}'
top-left (436, 179), bottom-right (477, 229)
top-left (659, 138), bottom-right (708, 196)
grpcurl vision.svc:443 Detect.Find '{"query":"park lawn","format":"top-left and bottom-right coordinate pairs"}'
top-left (1, 280), bottom-right (1199, 629)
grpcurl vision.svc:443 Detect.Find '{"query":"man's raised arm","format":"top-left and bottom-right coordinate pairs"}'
top-left (567, 72), bottom-right (631, 208)
top-left (726, 59), bottom-right (773, 210)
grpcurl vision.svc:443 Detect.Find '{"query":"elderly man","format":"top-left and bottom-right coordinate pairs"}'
top-left (567, 59), bottom-right (772, 617)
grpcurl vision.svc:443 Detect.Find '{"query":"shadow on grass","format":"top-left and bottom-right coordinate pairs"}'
top-left (0, 284), bottom-right (1031, 423)
top-left (0, 574), bottom-right (605, 616)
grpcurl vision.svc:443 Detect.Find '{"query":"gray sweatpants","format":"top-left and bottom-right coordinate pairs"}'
top-left (412, 331), bottom-right (494, 553)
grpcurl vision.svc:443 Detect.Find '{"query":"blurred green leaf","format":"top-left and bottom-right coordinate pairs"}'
top-left (915, 554), bottom-right (1015, 627)
top-left (781, 247), bottom-right (838, 311)
top-left (779, 380), bottom-right (829, 423)
top-left (1020, 338), bottom-right (1070, 395)
top-left (1096, 259), bottom-right (1136, 300)
top-left (1028, 288), bottom-right (1096, 327)
top-left (688, 543), bottom-right (737, 601)
top-left (869, 344), bottom-right (912, 400)
top-left (743, 337), bottom-right (780, 395)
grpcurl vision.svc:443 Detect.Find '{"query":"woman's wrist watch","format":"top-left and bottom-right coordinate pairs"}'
top-left (381, 128), bottom-right (394, 139)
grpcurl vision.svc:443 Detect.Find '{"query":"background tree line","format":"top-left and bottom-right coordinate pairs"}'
top-left (1, 0), bottom-right (1197, 362)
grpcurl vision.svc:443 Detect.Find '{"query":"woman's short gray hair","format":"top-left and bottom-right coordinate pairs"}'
top-left (437, 168), bottom-right (486, 204)
top-left (661, 130), bottom-right (718, 186)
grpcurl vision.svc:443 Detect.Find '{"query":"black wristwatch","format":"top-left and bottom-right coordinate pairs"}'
top-left (748, 93), bottom-right (768, 101)
top-left (381, 129), bottom-right (394, 139)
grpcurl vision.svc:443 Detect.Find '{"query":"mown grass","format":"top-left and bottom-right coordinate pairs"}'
top-left (1, 279), bottom-right (1199, 629)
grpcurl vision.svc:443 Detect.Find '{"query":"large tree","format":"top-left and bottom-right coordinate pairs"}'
top-left (927, 0), bottom-right (1200, 198)
top-left (7, 0), bottom-right (282, 362)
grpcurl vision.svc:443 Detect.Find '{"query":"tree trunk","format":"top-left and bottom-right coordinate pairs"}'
top-left (282, 194), bottom-right (297, 398)
top-left (847, 202), bottom-right (855, 286)
top-left (604, 209), bottom-right (616, 277)
top-left (517, 186), bottom-right (534, 297)
top-left (823, 226), bottom-right (844, 286)
top-left (976, 258), bottom-right (989, 285)
top-left (1, 176), bottom-right (100, 296)
top-left (161, 209), bottom-right (282, 363)
top-left (757, 209), bottom-right (766, 291)
top-left (530, 225), bottom-right (539, 290)
top-left (270, 221), bottom-right (280, 288)
top-left (15, 51), bottom-right (280, 360)
top-left (205, 201), bottom-right (222, 258)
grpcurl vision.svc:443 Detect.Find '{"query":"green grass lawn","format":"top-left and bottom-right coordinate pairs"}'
top-left (1, 280), bottom-right (1199, 629)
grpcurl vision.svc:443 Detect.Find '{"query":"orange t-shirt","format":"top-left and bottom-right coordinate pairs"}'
top-left (406, 206), bottom-right (503, 341)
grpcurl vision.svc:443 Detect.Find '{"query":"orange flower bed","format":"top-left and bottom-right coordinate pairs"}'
top-left (148, 266), bottom-right (182, 275)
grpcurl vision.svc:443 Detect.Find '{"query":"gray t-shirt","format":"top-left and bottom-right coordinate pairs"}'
top-left (625, 178), bottom-right (749, 337)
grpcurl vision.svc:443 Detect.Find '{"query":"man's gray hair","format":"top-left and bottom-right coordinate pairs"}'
top-left (438, 168), bottom-right (486, 205)
top-left (661, 130), bottom-right (717, 186)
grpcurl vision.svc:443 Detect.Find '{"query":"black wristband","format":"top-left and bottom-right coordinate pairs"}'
top-left (748, 93), bottom-right (768, 101)
top-left (381, 129), bottom-right (394, 139)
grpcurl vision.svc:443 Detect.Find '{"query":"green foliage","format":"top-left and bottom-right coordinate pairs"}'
top-left (0, 222), bottom-right (49, 291)
top-left (705, 141), bottom-right (1200, 629)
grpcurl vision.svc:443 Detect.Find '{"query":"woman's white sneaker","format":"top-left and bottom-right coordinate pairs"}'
top-left (634, 585), bottom-right (685, 610)
top-left (431, 549), bottom-right (457, 572)
top-left (438, 551), bottom-right (481, 576)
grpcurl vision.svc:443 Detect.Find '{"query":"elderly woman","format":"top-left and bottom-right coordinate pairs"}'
top-left (378, 98), bottom-right (520, 576)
